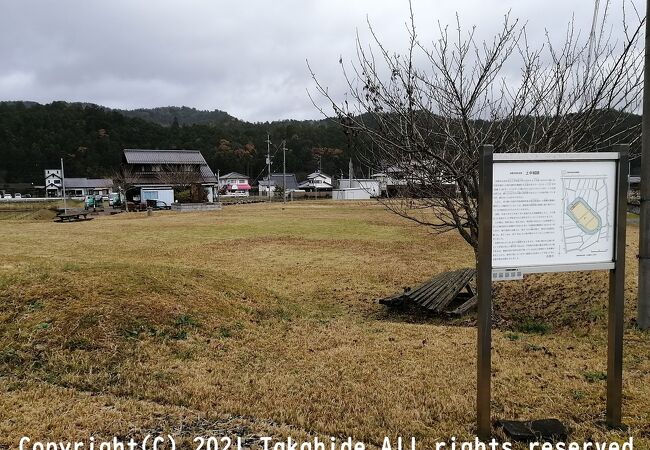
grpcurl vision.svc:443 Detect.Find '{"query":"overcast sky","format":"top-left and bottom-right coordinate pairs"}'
top-left (0, 1), bottom-right (642, 122)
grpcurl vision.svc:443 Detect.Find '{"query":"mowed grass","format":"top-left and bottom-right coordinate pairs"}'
top-left (0, 201), bottom-right (648, 449)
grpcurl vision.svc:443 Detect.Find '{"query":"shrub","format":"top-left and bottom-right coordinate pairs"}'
top-left (515, 318), bottom-right (551, 334)
top-left (584, 371), bottom-right (607, 383)
top-left (175, 189), bottom-right (192, 203)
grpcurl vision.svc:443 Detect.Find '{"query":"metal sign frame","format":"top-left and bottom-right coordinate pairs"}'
top-left (476, 145), bottom-right (629, 440)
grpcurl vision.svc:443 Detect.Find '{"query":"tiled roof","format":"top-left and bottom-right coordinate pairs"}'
top-left (199, 166), bottom-right (218, 183)
top-left (220, 172), bottom-right (248, 180)
top-left (259, 173), bottom-right (299, 190)
top-left (307, 171), bottom-right (331, 179)
top-left (124, 149), bottom-right (208, 164)
top-left (123, 149), bottom-right (217, 183)
top-left (298, 180), bottom-right (333, 188)
top-left (64, 178), bottom-right (114, 189)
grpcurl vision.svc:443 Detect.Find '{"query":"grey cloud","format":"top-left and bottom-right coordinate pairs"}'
top-left (0, 0), bottom-right (641, 122)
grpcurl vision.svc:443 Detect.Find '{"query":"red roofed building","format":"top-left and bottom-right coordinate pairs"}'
top-left (219, 172), bottom-right (251, 197)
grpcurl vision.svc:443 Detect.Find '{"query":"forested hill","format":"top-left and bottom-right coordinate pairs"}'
top-left (115, 106), bottom-right (236, 127)
top-left (0, 101), bottom-right (352, 184)
top-left (1, 101), bottom-right (642, 184)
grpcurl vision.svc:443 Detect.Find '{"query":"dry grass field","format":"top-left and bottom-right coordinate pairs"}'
top-left (0, 201), bottom-right (647, 449)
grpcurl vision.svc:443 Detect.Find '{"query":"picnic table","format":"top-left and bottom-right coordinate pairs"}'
top-left (54, 209), bottom-right (94, 222)
top-left (379, 268), bottom-right (477, 316)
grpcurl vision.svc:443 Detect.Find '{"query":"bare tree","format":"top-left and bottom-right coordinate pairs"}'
top-left (111, 165), bottom-right (139, 212)
top-left (310, 1), bottom-right (644, 256)
top-left (155, 164), bottom-right (207, 203)
top-left (155, 164), bottom-right (202, 188)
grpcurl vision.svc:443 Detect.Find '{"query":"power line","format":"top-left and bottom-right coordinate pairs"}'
top-left (248, 137), bottom-right (286, 193)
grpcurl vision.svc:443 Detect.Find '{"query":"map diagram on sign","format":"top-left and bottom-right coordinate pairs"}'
top-left (561, 175), bottom-right (611, 254)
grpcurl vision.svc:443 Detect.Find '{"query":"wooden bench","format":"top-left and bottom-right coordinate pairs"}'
top-left (54, 211), bottom-right (93, 222)
top-left (379, 268), bottom-right (477, 315)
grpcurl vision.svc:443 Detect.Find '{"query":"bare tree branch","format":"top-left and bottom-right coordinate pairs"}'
top-left (310, 0), bottom-right (643, 256)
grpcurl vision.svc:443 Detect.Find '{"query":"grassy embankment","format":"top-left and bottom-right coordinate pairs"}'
top-left (0, 202), bottom-right (647, 449)
top-left (0, 199), bottom-right (84, 220)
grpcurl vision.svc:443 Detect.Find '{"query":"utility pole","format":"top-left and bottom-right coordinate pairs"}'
top-left (638, 0), bottom-right (650, 329)
top-left (60, 157), bottom-right (67, 213)
top-left (282, 141), bottom-right (287, 205)
top-left (266, 133), bottom-right (272, 203)
top-left (349, 158), bottom-right (354, 187)
top-left (314, 156), bottom-right (320, 200)
top-left (216, 169), bottom-right (220, 204)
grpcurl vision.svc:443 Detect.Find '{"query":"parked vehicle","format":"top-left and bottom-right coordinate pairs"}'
top-left (126, 201), bottom-right (147, 211)
top-left (109, 193), bottom-right (123, 208)
top-left (14, 193), bottom-right (21, 198)
top-left (146, 199), bottom-right (171, 210)
top-left (84, 195), bottom-right (103, 210)
top-left (2, 194), bottom-right (11, 199)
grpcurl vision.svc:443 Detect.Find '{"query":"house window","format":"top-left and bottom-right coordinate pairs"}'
top-left (143, 191), bottom-right (158, 201)
top-left (53, 180), bottom-right (61, 185)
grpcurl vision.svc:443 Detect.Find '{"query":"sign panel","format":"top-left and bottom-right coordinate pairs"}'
top-left (492, 155), bottom-right (617, 271)
top-left (476, 147), bottom-right (628, 439)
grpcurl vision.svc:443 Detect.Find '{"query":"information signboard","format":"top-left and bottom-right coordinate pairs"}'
top-left (475, 146), bottom-right (628, 441)
top-left (492, 153), bottom-right (619, 278)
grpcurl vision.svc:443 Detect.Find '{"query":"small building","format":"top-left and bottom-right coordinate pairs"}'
top-left (371, 167), bottom-right (409, 197)
top-left (258, 173), bottom-right (299, 196)
top-left (44, 169), bottom-right (63, 197)
top-left (371, 163), bottom-right (456, 197)
top-left (219, 172), bottom-right (251, 197)
top-left (122, 149), bottom-right (218, 204)
top-left (298, 171), bottom-right (332, 191)
top-left (336, 178), bottom-right (381, 197)
top-left (43, 170), bottom-right (113, 198)
top-left (332, 188), bottom-right (372, 200)
top-left (64, 178), bottom-right (114, 198)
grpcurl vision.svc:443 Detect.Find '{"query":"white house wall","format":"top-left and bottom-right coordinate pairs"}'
top-left (332, 188), bottom-right (371, 200)
top-left (205, 186), bottom-right (214, 202)
top-left (141, 188), bottom-right (174, 205)
top-left (338, 179), bottom-right (380, 197)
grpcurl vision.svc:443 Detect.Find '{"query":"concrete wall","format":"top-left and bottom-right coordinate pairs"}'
top-left (338, 179), bottom-right (380, 197)
top-left (332, 188), bottom-right (371, 200)
top-left (171, 203), bottom-right (223, 212)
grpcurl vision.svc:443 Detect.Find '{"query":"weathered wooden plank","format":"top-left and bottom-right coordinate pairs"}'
top-left (409, 277), bottom-right (448, 303)
top-left (417, 269), bottom-right (475, 311)
top-left (407, 278), bottom-right (439, 299)
top-left (429, 274), bottom-right (470, 311)
top-left (411, 271), bottom-right (457, 304)
top-left (379, 294), bottom-right (407, 307)
top-left (447, 294), bottom-right (478, 316)
top-left (418, 272), bottom-right (462, 309)
top-left (418, 269), bottom-right (470, 309)
top-left (378, 268), bottom-right (476, 315)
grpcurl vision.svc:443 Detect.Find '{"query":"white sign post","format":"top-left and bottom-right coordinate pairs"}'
top-left (476, 146), bottom-right (629, 440)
